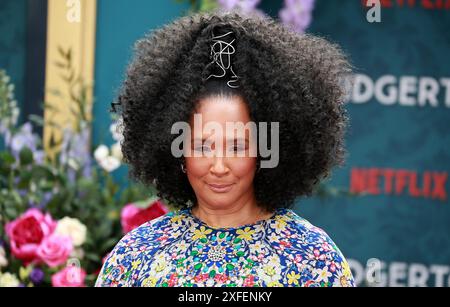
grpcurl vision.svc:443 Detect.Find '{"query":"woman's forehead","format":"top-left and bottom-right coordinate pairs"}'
top-left (192, 95), bottom-right (251, 123)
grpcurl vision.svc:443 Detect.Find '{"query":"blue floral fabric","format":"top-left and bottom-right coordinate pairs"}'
top-left (95, 208), bottom-right (355, 287)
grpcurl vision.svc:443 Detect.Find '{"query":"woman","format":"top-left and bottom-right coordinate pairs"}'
top-left (96, 9), bottom-right (355, 287)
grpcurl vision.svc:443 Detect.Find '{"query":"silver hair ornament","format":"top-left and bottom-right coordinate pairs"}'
top-left (204, 30), bottom-right (240, 89)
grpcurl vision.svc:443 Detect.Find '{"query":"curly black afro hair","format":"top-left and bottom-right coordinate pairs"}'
top-left (112, 9), bottom-right (352, 211)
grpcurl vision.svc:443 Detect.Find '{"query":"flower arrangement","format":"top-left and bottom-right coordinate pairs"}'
top-left (177, 0), bottom-right (316, 34)
top-left (0, 49), bottom-right (169, 287)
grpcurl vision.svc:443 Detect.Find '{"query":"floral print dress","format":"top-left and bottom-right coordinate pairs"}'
top-left (95, 208), bottom-right (355, 287)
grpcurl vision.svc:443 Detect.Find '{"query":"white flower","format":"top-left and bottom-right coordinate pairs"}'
top-left (68, 157), bottom-right (80, 170)
top-left (98, 155), bottom-right (121, 172)
top-left (0, 246), bottom-right (8, 268)
top-left (315, 266), bottom-right (332, 283)
top-left (55, 217), bottom-right (87, 247)
top-left (266, 255), bottom-right (281, 268)
top-left (94, 144), bottom-right (121, 172)
top-left (110, 142), bottom-right (123, 161)
top-left (267, 233), bottom-right (279, 243)
top-left (176, 241), bottom-right (189, 252)
top-left (110, 120), bottom-right (124, 142)
top-left (171, 230), bottom-right (182, 239)
top-left (11, 107), bottom-right (19, 125)
top-left (249, 241), bottom-right (265, 254)
top-left (94, 145), bottom-right (109, 161)
top-left (0, 272), bottom-right (20, 287)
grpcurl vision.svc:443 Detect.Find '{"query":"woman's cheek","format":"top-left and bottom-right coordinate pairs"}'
top-left (186, 157), bottom-right (207, 172)
top-left (228, 157), bottom-right (257, 177)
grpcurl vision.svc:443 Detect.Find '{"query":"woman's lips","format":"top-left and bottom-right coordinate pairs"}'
top-left (207, 183), bottom-right (234, 193)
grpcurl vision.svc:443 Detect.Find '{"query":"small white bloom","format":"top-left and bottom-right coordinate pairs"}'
top-left (99, 155), bottom-right (121, 172)
top-left (11, 107), bottom-right (19, 125)
top-left (110, 120), bottom-right (124, 142)
top-left (315, 266), bottom-right (332, 283)
top-left (94, 144), bottom-right (109, 161)
top-left (0, 272), bottom-right (20, 287)
top-left (110, 142), bottom-right (123, 161)
top-left (0, 246), bottom-right (8, 268)
top-left (55, 217), bottom-right (87, 247)
top-left (68, 157), bottom-right (80, 170)
top-left (267, 232), bottom-right (279, 243)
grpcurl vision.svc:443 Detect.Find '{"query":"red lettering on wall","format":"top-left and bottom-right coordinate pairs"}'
top-left (350, 167), bottom-right (448, 201)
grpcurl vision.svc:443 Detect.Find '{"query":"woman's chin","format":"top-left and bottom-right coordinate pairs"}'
top-left (202, 194), bottom-right (239, 209)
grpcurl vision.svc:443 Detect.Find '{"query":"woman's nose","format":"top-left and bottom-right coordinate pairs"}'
top-left (210, 157), bottom-right (229, 176)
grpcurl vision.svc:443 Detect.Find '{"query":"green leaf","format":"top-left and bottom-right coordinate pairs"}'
top-left (84, 252), bottom-right (100, 262)
top-left (17, 171), bottom-right (32, 189)
top-left (19, 147), bottom-right (33, 166)
top-left (199, 0), bottom-right (217, 12)
top-left (0, 151), bottom-right (15, 165)
top-left (5, 206), bottom-right (18, 218)
top-left (31, 165), bottom-right (54, 181)
top-left (28, 114), bottom-right (45, 127)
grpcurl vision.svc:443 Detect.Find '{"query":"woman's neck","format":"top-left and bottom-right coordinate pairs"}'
top-left (191, 194), bottom-right (273, 228)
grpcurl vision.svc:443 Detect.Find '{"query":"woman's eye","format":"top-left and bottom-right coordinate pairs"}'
top-left (229, 145), bottom-right (246, 152)
top-left (194, 145), bottom-right (211, 152)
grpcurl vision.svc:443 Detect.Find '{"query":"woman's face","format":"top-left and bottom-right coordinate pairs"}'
top-left (185, 95), bottom-right (257, 209)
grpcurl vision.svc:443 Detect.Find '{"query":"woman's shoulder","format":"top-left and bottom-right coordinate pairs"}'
top-left (267, 208), bottom-right (355, 287)
top-left (95, 209), bottom-right (188, 287)
top-left (273, 208), bottom-right (341, 244)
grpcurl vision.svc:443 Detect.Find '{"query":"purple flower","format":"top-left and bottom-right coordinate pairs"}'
top-left (4, 122), bottom-right (45, 167)
top-left (29, 268), bottom-right (45, 285)
top-left (18, 189), bottom-right (28, 198)
top-left (67, 168), bottom-right (76, 184)
top-left (59, 127), bottom-right (93, 180)
top-left (217, 0), bottom-right (265, 16)
top-left (279, 0), bottom-right (315, 33)
top-left (27, 191), bottom-right (53, 209)
top-left (38, 192), bottom-right (53, 209)
top-left (9, 122), bottom-right (38, 153)
top-left (33, 150), bottom-right (45, 164)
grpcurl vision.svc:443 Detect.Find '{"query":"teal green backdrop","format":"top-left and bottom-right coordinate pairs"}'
top-left (0, 0), bottom-right (27, 151)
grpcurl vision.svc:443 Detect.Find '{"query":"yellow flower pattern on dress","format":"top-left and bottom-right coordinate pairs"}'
top-left (287, 271), bottom-right (301, 285)
top-left (192, 226), bottom-right (213, 241)
top-left (236, 227), bottom-right (255, 241)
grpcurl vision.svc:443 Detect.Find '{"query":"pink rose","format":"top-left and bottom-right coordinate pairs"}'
top-left (52, 266), bottom-right (87, 287)
top-left (37, 235), bottom-right (73, 267)
top-left (121, 200), bottom-right (169, 233)
top-left (5, 209), bottom-right (56, 264)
